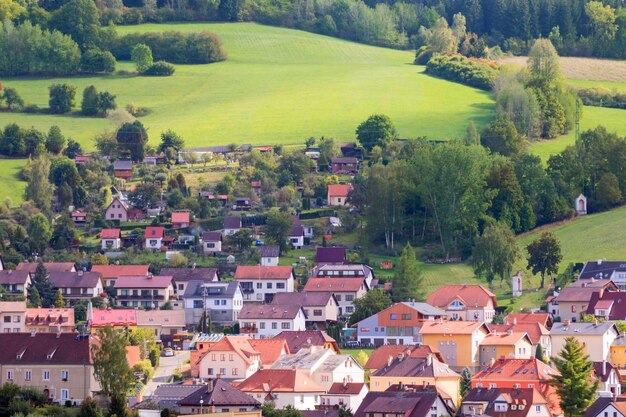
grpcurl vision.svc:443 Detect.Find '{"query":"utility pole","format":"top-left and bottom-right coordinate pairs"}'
top-left (202, 285), bottom-right (208, 334)
top-left (575, 98), bottom-right (581, 143)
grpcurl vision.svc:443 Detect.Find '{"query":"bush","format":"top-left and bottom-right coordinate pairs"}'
top-left (425, 53), bottom-right (499, 90)
top-left (414, 46), bottom-right (434, 65)
top-left (143, 61), bottom-right (175, 76)
top-left (577, 87), bottom-right (626, 109)
top-left (81, 49), bottom-right (116, 73)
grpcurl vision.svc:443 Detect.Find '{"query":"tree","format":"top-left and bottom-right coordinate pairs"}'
top-left (527, 38), bottom-right (562, 87)
top-left (53, 288), bottom-right (65, 307)
top-left (46, 125), bottom-right (66, 154)
top-left (168, 253), bottom-right (188, 268)
top-left (81, 85), bottom-right (98, 116)
top-left (551, 337), bottom-right (599, 417)
top-left (131, 43), bottom-right (153, 73)
top-left (64, 139), bottom-right (83, 158)
top-left (226, 229), bottom-right (252, 251)
top-left (3, 87), bottom-right (24, 110)
top-left (419, 17), bottom-right (458, 54)
top-left (391, 243), bottom-right (425, 302)
top-left (585, 2), bottom-right (617, 47)
top-left (218, 0), bottom-right (243, 21)
top-left (460, 367), bottom-right (473, 397)
top-left (91, 253), bottom-right (109, 265)
top-left (27, 214), bottom-right (52, 256)
top-left (28, 286), bottom-right (42, 307)
top-left (77, 397), bottom-right (103, 417)
top-left (51, 213), bottom-right (78, 249)
top-left (472, 222), bottom-right (519, 289)
top-left (355, 351), bottom-right (369, 367)
top-left (464, 121), bottom-right (480, 145)
top-left (158, 130), bottom-right (185, 153)
top-left (535, 343), bottom-right (546, 362)
top-left (92, 326), bottom-right (133, 410)
top-left (480, 115), bottom-right (525, 157)
top-left (81, 49), bottom-right (116, 73)
top-left (116, 121), bottom-right (148, 162)
top-left (49, 83), bottom-right (77, 114)
top-left (31, 262), bottom-right (55, 307)
top-left (265, 208), bottom-right (292, 255)
top-left (51, 156), bottom-right (81, 188)
top-left (526, 231), bottom-right (562, 288)
top-left (50, 0), bottom-right (100, 50)
top-left (24, 155), bottom-right (54, 213)
top-left (356, 114), bottom-right (397, 152)
top-left (96, 91), bottom-right (117, 115)
top-left (349, 288), bottom-right (392, 325)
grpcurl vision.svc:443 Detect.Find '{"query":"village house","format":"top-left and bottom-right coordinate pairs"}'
top-left (224, 217), bottom-right (242, 236)
top-left (303, 277), bottom-right (369, 318)
top-left (271, 292), bottom-right (339, 328)
top-left (100, 228), bottom-right (122, 250)
top-left (419, 321), bottom-right (490, 370)
top-left (177, 378), bottom-right (260, 414)
top-left (489, 320), bottom-right (552, 359)
top-left (201, 231), bottom-right (223, 254)
top-left (315, 247), bottom-right (347, 265)
top-left (593, 360), bottom-right (621, 396)
top-left (273, 330), bottom-right (340, 354)
top-left (49, 271), bottom-right (104, 305)
top-left (90, 264), bottom-right (149, 288)
top-left (356, 302), bottom-right (446, 346)
top-left (71, 209), bottom-right (87, 225)
top-left (550, 321), bottom-right (619, 361)
top-left (355, 385), bottom-right (455, 417)
top-left (585, 397), bottom-right (626, 417)
top-left (25, 308), bottom-right (75, 333)
top-left (195, 335), bottom-right (262, 380)
top-left (506, 312), bottom-right (552, 328)
top-left (238, 304), bottom-right (306, 339)
top-left (260, 245), bottom-right (280, 266)
top-left (114, 275), bottom-right (174, 309)
top-left (104, 196), bottom-right (129, 222)
top-left (331, 157), bottom-right (358, 175)
top-left (0, 270), bottom-right (31, 297)
top-left (0, 333), bottom-right (100, 404)
top-left (136, 309), bottom-right (186, 339)
top-left (550, 279), bottom-right (618, 322)
top-left (251, 180), bottom-right (262, 195)
top-left (478, 331), bottom-right (533, 366)
top-left (320, 382), bottom-right (368, 411)
top-left (182, 280), bottom-right (243, 327)
top-left (585, 288), bottom-right (626, 321)
top-left (459, 387), bottom-right (553, 417)
top-left (236, 368), bottom-right (325, 410)
top-left (363, 345), bottom-right (444, 374)
top-left (369, 354), bottom-right (460, 406)
top-left (578, 259), bottom-right (626, 290)
top-left (289, 222), bottom-right (305, 249)
top-left (171, 211), bottom-right (191, 228)
top-left (161, 266), bottom-right (219, 295)
top-left (113, 160), bottom-right (133, 180)
top-left (145, 226), bottom-right (165, 250)
top-left (426, 284), bottom-right (497, 322)
top-left (89, 308), bottom-right (137, 333)
top-left (0, 301), bottom-right (26, 333)
top-left (137, 383), bottom-right (208, 413)
top-left (235, 266), bottom-right (295, 303)
top-left (327, 184), bottom-right (353, 206)
top-left (313, 264), bottom-right (374, 288)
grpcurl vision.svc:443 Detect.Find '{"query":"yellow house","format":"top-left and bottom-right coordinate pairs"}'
top-left (369, 353), bottom-right (461, 406)
top-left (478, 331), bottom-right (533, 367)
top-left (611, 334), bottom-right (626, 373)
top-left (420, 321), bottom-right (490, 370)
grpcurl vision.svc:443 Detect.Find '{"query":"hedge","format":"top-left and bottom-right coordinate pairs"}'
top-left (425, 54), bottom-right (498, 90)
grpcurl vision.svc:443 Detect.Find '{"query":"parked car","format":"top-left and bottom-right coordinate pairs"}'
top-left (163, 348), bottom-right (175, 357)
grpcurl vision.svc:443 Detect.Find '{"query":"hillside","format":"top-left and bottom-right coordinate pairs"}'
top-left (0, 23), bottom-right (493, 149)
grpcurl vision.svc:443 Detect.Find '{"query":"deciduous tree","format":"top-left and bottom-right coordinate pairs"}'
top-left (265, 208), bottom-right (292, 255)
top-left (472, 222), bottom-right (519, 289)
top-left (49, 83), bottom-right (76, 114)
top-left (526, 231), bottom-right (562, 288)
top-left (348, 288), bottom-right (392, 325)
top-left (356, 114), bottom-right (396, 152)
top-left (27, 214), bottom-right (52, 256)
top-left (92, 326), bottom-right (133, 410)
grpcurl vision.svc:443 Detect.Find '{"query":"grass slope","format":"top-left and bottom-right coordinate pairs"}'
top-left (0, 23), bottom-right (493, 150)
top-left (0, 159), bottom-right (26, 204)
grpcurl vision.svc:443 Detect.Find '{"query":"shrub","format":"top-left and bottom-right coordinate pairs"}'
top-left (576, 87), bottom-right (626, 109)
top-left (143, 61), bottom-right (175, 76)
top-left (81, 49), bottom-right (116, 73)
top-left (425, 53), bottom-right (498, 90)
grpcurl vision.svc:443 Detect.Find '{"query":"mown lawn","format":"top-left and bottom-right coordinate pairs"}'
top-left (0, 159), bottom-right (26, 204)
top-left (0, 23), bottom-right (493, 150)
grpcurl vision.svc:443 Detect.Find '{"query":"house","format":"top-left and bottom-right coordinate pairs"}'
top-left (233, 198), bottom-right (251, 210)
top-left (0, 270), bottom-right (31, 297)
top-left (551, 321), bottom-right (619, 361)
top-left (478, 331), bottom-right (533, 366)
top-left (289, 222), bottom-right (305, 249)
top-left (315, 247), bottom-right (347, 265)
top-left (369, 354), bottom-right (460, 405)
top-left (339, 142), bottom-right (360, 158)
top-left (271, 292), bottom-right (339, 327)
top-left (161, 267), bottom-right (219, 295)
top-left (585, 288), bottom-right (626, 321)
top-left (73, 155), bottom-right (92, 165)
top-left (576, 193), bottom-right (588, 214)
top-left (459, 387), bottom-right (553, 417)
top-left (354, 385), bottom-right (455, 417)
top-left (426, 284), bottom-right (497, 322)
top-left (550, 279), bottom-right (618, 321)
top-left (355, 302), bottom-right (447, 346)
top-left (260, 245), bottom-right (280, 267)
top-left (251, 181), bottom-right (262, 195)
top-left (224, 217), bottom-right (242, 236)
top-left (579, 260), bottom-right (626, 288)
top-left (16, 262), bottom-right (76, 274)
top-left (313, 264), bottom-right (374, 288)
top-left (0, 333), bottom-right (100, 404)
top-left (114, 275), bottom-right (174, 308)
top-left (49, 271), bottom-right (104, 304)
top-left (105, 196), bottom-right (129, 222)
top-left (419, 321), bottom-right (490, 370)
top-left (91, 264), bottom-right (149, 288)
top-left (90, 308), bottom-right (137, 332)
top-left (238, 304), bottom-right (306, 339)
top-left (201, 231), bottom-right (223, 254)
top-left (113, 160), bottom-right (133, 180)
top-left (71, 209), bottom-right (87, 225)
top-left (194, 335), bottom-right (263, 380)
top-left (136, 309), bottom-right (186, 340)
top-left (585, 397), bottom-right (626, 417)
top-left (363, 345), bottom-right (444, 373)
top-left (303, 277), bottom-right (369, 317)
top-left (490, 321), bottom-right (552, 359)
top-left (177, 379), bottom-right (260, 414)
top-left (327, 184), bottom-right (353, 206)
top-left (101, 228), bottom-right (122, 250)
top-left (25, 308), bottom-right (75, 333)
top-left (0, 301), bottom-right (26, 333)
top-left (320, 382), bottom-right (368, 411)
top-left (236, 369), bottom-right (325, 410)
top-left (234, 266), bottom-right (295, 303)
top-left (172, 211), bottom-right (191, 228)
top-left (331, 157), bottom-right (358, 175)
top-left (273, 330), bottom-right (340, 354)
top-left (182, 280), bottom-right (243, 327)
top-left (138, 384), bottom-right (207, 413)
top-left (506, 312), bottom-right (552, 328)
top-left (593, 361), bottom-right (621, 396)
top-left (145, 227), bottom-right (165, 250)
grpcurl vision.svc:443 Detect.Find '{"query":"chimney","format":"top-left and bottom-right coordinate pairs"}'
top-left (513, 318), bottom-right (517, 325)
top-left (207, 378), bottom-right (213, 392)
top-left (599, 288), bottom-right (605, 299)
top-left (209, 402), bottom-right (216, 414)
top-left (507, 329), bottom-right (513, 336)
top-left (343, 377), bottom-right (347, 388)
top-left (594, 319), bottom-right (599, 327)
top-left (136, 391), bottom-right (143, 404)
top-left (598, 259), bottom-right (603, 265)
top-left (564, 319), bottom-right (571, 326)
top-left (398, 381), bottom-right (403, 391)
top-left (78, 270), bottom-right (83, 276)
top-left (387, 355), bottom-right (393, 367)
top-left (490, 357), bottom-right (496, 367)
top-left (192, 262), bottom-right (197, 270)
top-left (426, 353), bottom-right (433, 366)
top-left (603, 360), bottom-right (607, 376)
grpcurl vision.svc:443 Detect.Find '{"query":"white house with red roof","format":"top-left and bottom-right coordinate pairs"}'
top-left (327, 184), bottom-right (353, 206)
top-left (427, 284), bottom-right (497, 322)
top-left (238, 304), bottom-right (306, 339)
top-left (303, 277), bottom-right (369, 317)
top-left (171, 211), bottom-right (191, 228)
top-left (100, 228), bottom-right (121, 250)
top-left (145, 226), bottom-right (165, 250)
top-left (234, 266), bottom-right (295, 303)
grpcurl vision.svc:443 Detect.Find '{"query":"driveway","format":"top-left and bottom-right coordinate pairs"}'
top-left (143, 350), bottom-right (190, 397)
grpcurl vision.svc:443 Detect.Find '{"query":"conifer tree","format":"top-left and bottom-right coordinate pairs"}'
top-left (460, 367), bottom-right (473, 398)
top-left (54, 289), bottom-right (65, 308)
top-left (28, 286), bottom-right (42, 307)
top-left (31, 262), bottom-right (55, 307)
top-left (535, 343), bottom-right (546, 362)
top-left (391, 243), bottom-right (425, 302)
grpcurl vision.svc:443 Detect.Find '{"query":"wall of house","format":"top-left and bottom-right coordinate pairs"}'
top-left (245, 315), bottom-right (306, 339)
top-left (320, 387), bottom-right (368, 411)
top-left (145, 238), bottom-right (163, 250)
top-left (328, 196), bottom-right (348, 206)
top-left (356, 315), bottom-right (387, 346)
top-left (302, 299), bottom-right (338, 323)
top-left (101, 239), bottom-right (121, 250)
top-left (178, 406), bottom-right (260, 415)
top-left (557, 302), bottom-right (589, 322)
top-left (238, 277), bottom-right (294, 303)
top-left (552, 333), bottom-right (615, 362)
top-left (0, 311), bottom-right (25, 332)
top-left (261, 257), bottom-right (278, 267)
top-left (611, 346), bottom-right (626, 368)
top-left (204, 241), bottom-right (222, 254)
top-left (105, 203), bottom-right (127, 222)
top-left (198, 352), bottom-right (258, 380)
top-left (422, 332), bottom-right (484, 369)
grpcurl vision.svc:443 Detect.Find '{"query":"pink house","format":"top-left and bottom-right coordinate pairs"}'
top-left (105, 197), bottom-right (129, 222)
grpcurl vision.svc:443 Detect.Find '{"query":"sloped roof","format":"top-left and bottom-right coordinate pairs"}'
top-left (224, 217), bottom-right (242, 229)
top-left (372, 356), bottom-right (458, 378)
top-left (236, 369), bottom-right (325, 393)
top-left (25, 308), bottom-right (75, 328)
top-left (427, 285), bottom-right (497, 308)
top-left (114, 275), bottom-right (172, 289)
top-left (248, 339), bottom-right (290, 365)
top-left (101, 228), bottom-right (121, 239)
top-left (0, 333), bottom-right (93, 365)
top-left (327, 382), bottom-right (366, 395)
top-left (113, 160), bottom-right (132, 170)
top-left (355, 386), bottom-right (452, 417)
top-left (579, 260), bottom-right (626, 280)
top-left (332, 157), bottom-right (358, 164)
top-left (137, 309), bottom-right (185, 328)
top-left (91, 265), bottom-right (149, 279)
top-left (489, 323), bottom-right (549, 345)
top-left (239, 304), bottom-right (303, 320)
top-left (480, 332), bottom-right (532, 346)
top-left (183, 281), bottom-right (239, 299)
top-left (145, 227), bottom-right (165, 239)
top-left (171, 211), bottom-right (191, 224)
top-left (472, 357), bottom-right (559, 381)
top-left (550, 321), bottom-right (619, 336)
top-left (462, 387), bottom-right (549, 417)
top-left (506, 313), bottom-right (551, 327)
top-left (273, 330), bottom-right (338, 354)
top-left (160, 267), bottom-right (218, 283)
top-left (126, 346), bottom-right (141, 368)
top-left (419, 321), bottom-right (490, 335)
top-left (49, 271), bottom-right (102, 289)
top-left (586, 291), bottom-right (626, 320)
top-left (198, 335), bottom-right (260, 366)
top-left (593, 361), bottom-right (618, 382)
top-left (260, 245), bottom-right (280, 258)
top-left (178, 379), bottom-right (260, 407)
top-left (554, 286), bottom-right (600, 302)
top-left (327, 184), bottom-right (353, 197)
top-left (91, 308), bottom-right (137, 327)
top-left (303, 277), bottom-right (367, 292)
top-left (0, 301), bottom-right (26, 312)
top-left (364, 345), bottom-right (443, 370)
top-left (271, 291), bottom-right (335, 307)
top-left (202, 231), bottom-right (222, 242)
top-left (235, 266), bottom-right (293, 280)
top-left (16, 262), bottom-right (75, 273)
top-left (0, 270), bottom-right (30, 285)
top-left (315, 247), bottom-right (347, 264)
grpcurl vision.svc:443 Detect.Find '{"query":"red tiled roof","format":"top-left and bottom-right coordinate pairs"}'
top-left (249, 339), bottom-right (290, 365)
top-left (427, 284), bottom-right (497, 308)
top-left (91, 265), bottom-right (149, 279)
top-left (16, 262), bottom-right (75, 273)
top-left (145, 227), bottom-right (165, 239)
top-left (172, 211), bottom-right (191, 224)
top-left (91, 308), bottom-right (137, 327)
top-left (114, 275), bottom-right (172, 289)
top-left (490, 323), bottom-right (549, 345)
top-left (0, 270), bottom-right (30, 285)
top-left (327, 184), bottom-right (353, 198)
top-left (472, 357), bottom-right (559, 381)
top-left (25, 308), bottom-right (75, 328)
top-left (506, 313), bottom-right (551, 327)
top-left (304, 277), bottom-right (366, 292)
top-left (235, 266), bottom-right (293, 280)
top-left (419, 321), bottom-right (490, 335)
top-left (101, 228), bottom-right (121, 239)
top-left (237, 369), bottom-right (324, 392)
top-left (364, 345), bottom-right (443, 370)
top-left (137, 309), bottom-right (185, 328)
top-left (480, 332), bottom-right (532, 346)
top-left (273, 330), bottom-right (338, 354)
top-left (328, 382), bottom-right (366, 395)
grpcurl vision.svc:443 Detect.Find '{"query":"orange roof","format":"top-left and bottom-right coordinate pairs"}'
top-left (235, 266), bottom-right (293, 280)
top-left (507, 313), bottom-right (551, 327)
top-left (327, 184), bottom-right (353, 197)
top-left (420, 321), bottom-right (490, 335)
top-left (364, 345), bottom-right (444, 370)
top-left (145, 227), bottom-right (165, 239)
top-left (472, 357), bottom-right (559, 381)
top-left (200, 336), bottom-right (260, 365)
top-left (172, 211), bottom-right (191, 224)
top-left (304, 277), bottom-right (367, 292)
top-left (490, 322), bottom-right (549, 345)
top-left (480, 332), bottom-right (532, 346)
top-left (91, 265), bottom-right (149, 279)
top-left (237, 369), bottom-right (324, 393)
top-left (249, 339), bottom-right (290, 365)
top-left (91, 309), bottom-right (137, 327)
top-left (25, 308), bottom-right (75, 328)
top-left (126, 346), bottom-right (141, 368)
top-left (427, 285), bottom-right (497, 308)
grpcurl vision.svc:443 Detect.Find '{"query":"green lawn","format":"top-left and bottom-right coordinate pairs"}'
top-left (0, 159), bottom-right (26, 204)
top-left (0, 23), bottom-right (493, 150)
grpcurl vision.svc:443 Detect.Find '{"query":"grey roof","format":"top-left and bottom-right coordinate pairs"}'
top-left (178, 379), bottom-right (260, 407)
top-left (183, 280), bottom-right (239, 299)
top-left (160, 267), bottom-right (218, 283)
top-left (400, 302), bottom-right (447, 316)
top-left (113, 160), bottom-right (133, 170)
top-left (612, 336), bottom-right (626, 347)
top-left (224, 217), bottom-right (242, 229)
top-left (260, 245), bottom-right (280, 258)
top-left (550, 321), bottom-right (619, 336)
top-left (202, 231), bottom-right (222, 242)
top-left (49, 271), bottom-right (101, 289)
top-left (372, 356), bottom-right (458, 378)
top-left (0, 270), bottom-right (30, 285)
top-left (315, 247), bottom-right (346, 264)
top-left (579, 261), bottom-right (626, 280)
top-left (147, 384), bottom-right (206, 410)
top-left (271, 349), bottom-right (356, 372)
top-left (271, 292), bottom-right (335, 307)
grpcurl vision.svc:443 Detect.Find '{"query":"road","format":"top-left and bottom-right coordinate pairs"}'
top-left (143, 350), bottom-right (190, 397)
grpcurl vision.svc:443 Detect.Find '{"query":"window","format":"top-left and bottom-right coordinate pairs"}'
top-left (60, 389), bottom-right (69, 401)
top-left (313, 310), bottom-right (322, 316)
top-left (232, 368), bottom-right (238, 376)
top-left (6, 371), bottom-right (13, 380)
top-left (214, 300), bottom-right (220, 306)
top-left (282, 322), bottom-right (290, 329)
top-left (208, 368), bottom-right (214, 375)
top-left (178, 284), bottom-right (184, 291)
top-left (221, 300), bottom-right (227, 305)
top-left (61, 370), bottom-right (69, 381)
top-left (25, 370), bottom-right (32, 381)
top-left (345, 295), bottom-right (354, 301)
top-left (256, 283), bottom-right (262, 289)
top-left (272, 322), bottom-right (278, 329)
top-left (401, 314), bottom-right (411, 320)
top-left (3, 316), bottom-right (9, 323)
top-left (536, 406), bottom-right (541, 413)
top-left (390, 313), bottom-right (397, 320)
top-left (572, 305), bottom-right (577, 312)
top-left (260, 322), bottom-right (266, 329)
top-left (221, 354), bottom-right (226, 361)
top-left (149, 239), bottom-right (158, 246)
top-left (345, 306), bottom-right (353, 313)
top-left (207, 243), bottom-right (215, 248)
top-left (336, 295), bottom-right (342, 301)
top-left (277, 283), bottom-right (285, 289)
top-left (220, 368), bottom-right (226, 375)
top-left (193, 300), bottom-right (203, 308)
top-left (267, 283), bottom-right (273, 289)
top-left (43, 371), bottom-right (50, 381)
top-left (212, 354), bottom-right (216, 361)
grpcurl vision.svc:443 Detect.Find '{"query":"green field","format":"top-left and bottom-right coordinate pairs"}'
top-left (0, 159), bottom-right (26, 204)
top-left (0, 23), bottom-right (493, 150)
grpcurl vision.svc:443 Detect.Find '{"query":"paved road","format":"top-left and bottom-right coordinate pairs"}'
top-left (143, 350), bottom-right (190, 397)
